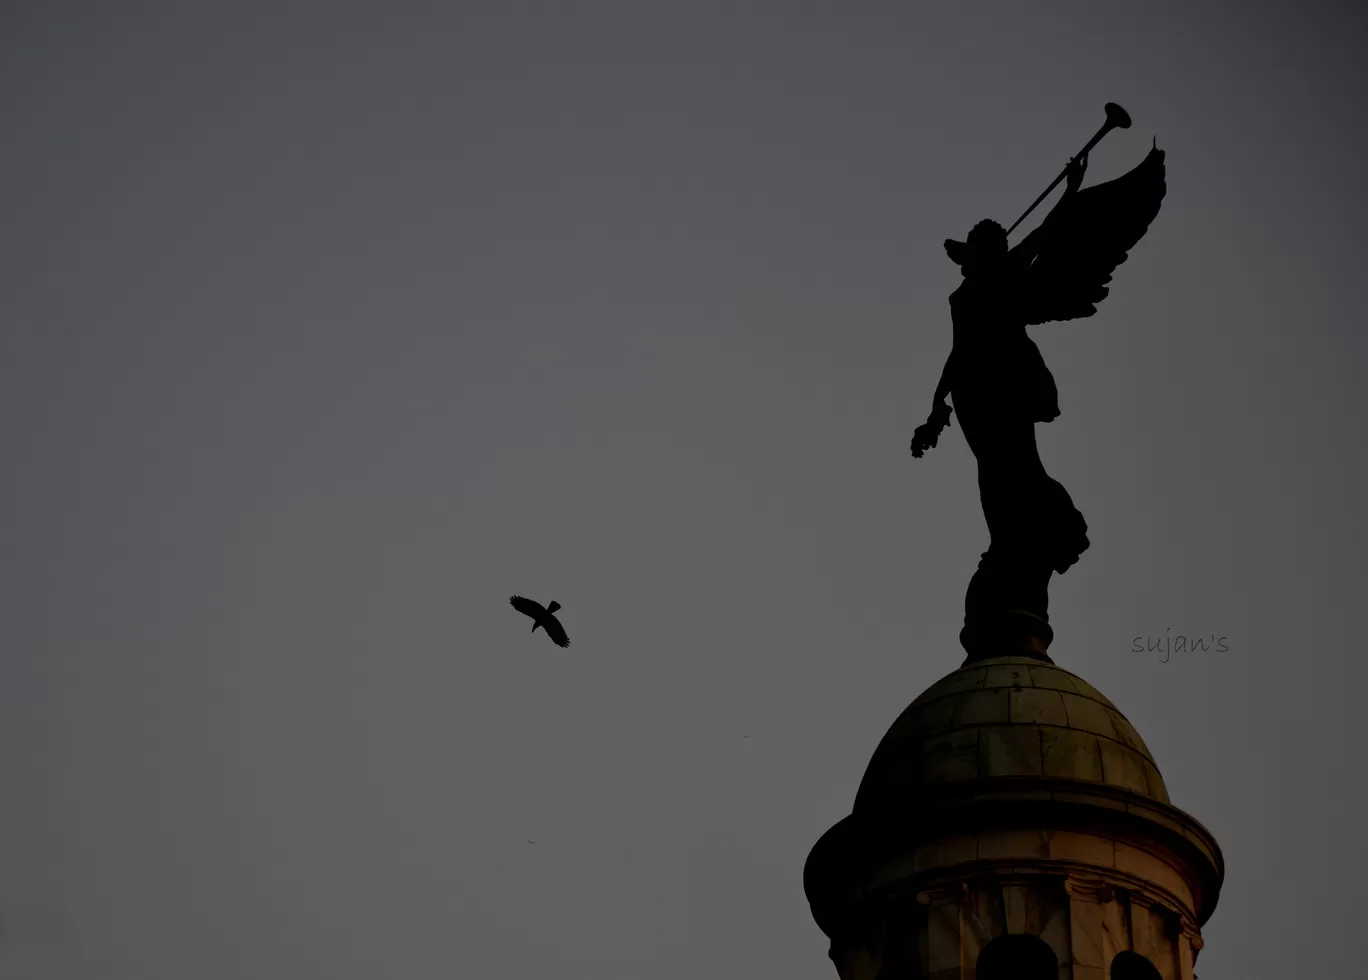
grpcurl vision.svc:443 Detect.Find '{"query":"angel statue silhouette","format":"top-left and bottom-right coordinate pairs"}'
top-left (909, 104), bottom-right (1166, 661)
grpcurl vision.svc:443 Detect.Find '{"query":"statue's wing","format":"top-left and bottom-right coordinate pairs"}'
top-left (1020, 145), bottom-right (1166, 325)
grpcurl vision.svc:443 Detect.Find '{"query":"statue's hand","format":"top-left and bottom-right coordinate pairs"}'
top-left (1066, 153), bottom-right (1088, 192)
top-left (910, 404), bottom-right (953, 458)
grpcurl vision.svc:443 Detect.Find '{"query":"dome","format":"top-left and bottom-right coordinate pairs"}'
top-left (854, 655), bottom-right (1169, 813)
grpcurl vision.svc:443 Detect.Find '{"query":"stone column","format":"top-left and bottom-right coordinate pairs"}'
top-left (1064, 876), bottom-right (1115, 980)
top-left (1177, 923), bottom-right (1204, 980)
top-left (1127, 890), bottom-right (1154, 963)
top-left (917, 882), bottom-right (968, 980)
top-left (1001, 880), bottom-right (1029, 936)
top-left (1126, 890), bottom-right (1182, 980)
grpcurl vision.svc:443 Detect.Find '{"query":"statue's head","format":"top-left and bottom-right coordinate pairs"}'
top-left (945, 219), bottom-right (1008, 276)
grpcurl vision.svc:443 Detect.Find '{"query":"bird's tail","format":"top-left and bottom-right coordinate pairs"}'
top-left (546, 601), bottom-right (561, 614)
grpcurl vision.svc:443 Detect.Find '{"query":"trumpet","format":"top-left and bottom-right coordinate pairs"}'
top-left (1005, 103), bottom-right (1132, 236)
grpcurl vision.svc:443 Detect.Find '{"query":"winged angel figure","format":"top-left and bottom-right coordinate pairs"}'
top-left (910, 145), bottom-right (1166, 657)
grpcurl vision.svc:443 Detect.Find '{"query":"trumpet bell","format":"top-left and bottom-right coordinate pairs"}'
top-left (1105, 102), bottom-right (1132, 130)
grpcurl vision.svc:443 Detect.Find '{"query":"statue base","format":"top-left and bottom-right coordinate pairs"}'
top-left (960, 610), bottom-right (1054, 663)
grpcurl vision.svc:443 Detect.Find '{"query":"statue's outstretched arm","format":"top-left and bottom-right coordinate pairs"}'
top-left (931, 351), bottom-right (954, 406)
top-left (910, 352), bottom-right (956, 458)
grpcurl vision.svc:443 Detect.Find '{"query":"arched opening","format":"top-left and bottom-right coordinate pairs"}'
top-left (976, 934), bottom-right (1059, 980)
top-left (1111, 950), bottom-right (1164, 980)
top-left (1111, 950), bottom-right (1163, 979)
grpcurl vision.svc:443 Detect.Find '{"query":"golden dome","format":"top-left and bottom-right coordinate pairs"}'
top-left (854, 655), bottom-right (1169, 813)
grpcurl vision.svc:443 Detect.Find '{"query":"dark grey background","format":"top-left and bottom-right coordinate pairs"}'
top-left (3, 3), bottom-right (1363, 977)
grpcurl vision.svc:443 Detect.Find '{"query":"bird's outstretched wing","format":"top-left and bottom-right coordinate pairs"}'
top-left (542, 617), bottom-right (571, 649)
top-left (1019, 145), bottom-right (1166, 326)
top-left (509, 595), bottom-right (544, 619)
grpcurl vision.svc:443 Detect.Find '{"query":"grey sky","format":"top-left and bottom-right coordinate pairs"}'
top-left (2, 3), bottom-right (1364, 977)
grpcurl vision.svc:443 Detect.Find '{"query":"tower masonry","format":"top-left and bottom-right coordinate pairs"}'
top-left (804, 654), bottom-right (1222, 980)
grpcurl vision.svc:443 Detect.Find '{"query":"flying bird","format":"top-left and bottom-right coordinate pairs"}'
top-left (509, 595), bottom-right (570, 648)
